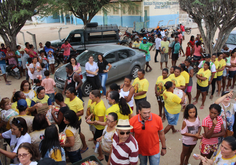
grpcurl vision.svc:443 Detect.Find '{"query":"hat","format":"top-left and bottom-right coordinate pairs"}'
top-left (115, 119), bottom-right (133, 130)
top-left (17, 99), bottom-right (27, 109)
top-left (134, 35), bottom-right (139, 40)
top-left (143, 37), bottom-right (147, 40)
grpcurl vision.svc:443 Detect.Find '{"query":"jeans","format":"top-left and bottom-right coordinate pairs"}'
top-left (134, 97), bottom-right (147, 114)
top-left (154, 50), bottom-right (160, 62)
top-left (77, 87), bottom-right (84, 102)
top-left (98, 72), bottom-right (108, 95)
top-left (139, 153), bottom-right (160, 165)
top-left (67, 149), bottom-right (82, 163)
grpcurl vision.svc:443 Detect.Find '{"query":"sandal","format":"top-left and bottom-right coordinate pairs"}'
top-left (80, 147), bottom-right (89, 153)
top-left (200, 105), bottom-right (204, 109)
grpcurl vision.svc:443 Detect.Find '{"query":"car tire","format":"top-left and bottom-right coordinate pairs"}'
top-left (130, 66), bottom-right (140, 79)
top-left (81, 81), bottom-right (93, 96)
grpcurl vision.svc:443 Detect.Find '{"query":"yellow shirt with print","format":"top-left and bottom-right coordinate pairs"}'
top-left (217, 58), bottom-right (226, 76)
top-left (213, 60), bottom-right (219, 78)
top-left (181, 71), bottom-right (190, 84)
top-left (87, 99), bottom-right (96, 121)
top-left (168, 74), bottom-right (185, 87)
top-left (161, 41), bottom-right (169, 53)
top-left (132, 41), bottom-right (141, 48)
top-left (94, 100), bottom-right (106, 130)
top-left (197, 68), bottom-right (211, 87)
top-left (155, 76), bottom-right (171, 96)
top-left (65, 96), bottom-right (83, 120)
top-left (106, 103), bottom-right (133, 120)
top-left (11, 98), bottom-right (31, 115)
top-left (163, 90), bottom-right (182, 114)
top-left (132, 78), bottom-right (149, 100)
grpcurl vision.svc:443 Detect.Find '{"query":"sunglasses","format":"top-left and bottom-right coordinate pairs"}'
top-left (141, 120), bottom-right (145, 130)
top-left (119, 131), bottom-right (130, 135)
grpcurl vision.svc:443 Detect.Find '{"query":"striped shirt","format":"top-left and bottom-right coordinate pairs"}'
top-left (110, 132), bottom-right (139, 165)
top-left (201, 115), bottom-right (223, 145)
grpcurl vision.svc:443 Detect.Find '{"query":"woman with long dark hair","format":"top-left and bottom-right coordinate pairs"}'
top-left (40, 124), bottom-right (65, 162)
top-left (97, 54), bottom-right (112, 95)
top-left (62, 110), bottom-right (82, 163)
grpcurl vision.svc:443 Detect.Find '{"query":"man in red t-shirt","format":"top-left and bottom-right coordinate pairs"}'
top-left (129, 100), bottom-right (167, 165)
top-left (180, 24), bottom-right (185, 40)
top-left (60, 40), bottom-right (76, 63)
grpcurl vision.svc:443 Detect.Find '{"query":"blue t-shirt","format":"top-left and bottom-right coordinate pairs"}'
top-left (0, 51), bottom-right (6, 64)
top-left (44, 46), bottom-right (54, 55)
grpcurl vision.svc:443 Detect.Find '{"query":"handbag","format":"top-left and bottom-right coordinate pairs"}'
top-left (221, 103), bottom-right (234, 137)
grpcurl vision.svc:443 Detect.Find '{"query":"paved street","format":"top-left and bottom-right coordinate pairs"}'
top-left (0, 23), bottom-right (234, 165)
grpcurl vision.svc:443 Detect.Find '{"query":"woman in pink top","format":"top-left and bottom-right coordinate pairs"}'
top-left (70, 56), bottom-right (81, 74)
top-left (226, 48), bottom-right (236, 90)
top-left (28, 44), bottom-right (38, 58)
top-left (199, 104), bottom-right (225, 165)
top-left (192, 41), bottom-right (203, 61)
top-left (180, 104), bottom-right (202, 165)
top-left (6, 46), bottom-right (17, 66)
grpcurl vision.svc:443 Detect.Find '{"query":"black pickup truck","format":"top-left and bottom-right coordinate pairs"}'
top-left (50, 23), bottom-right (120, 53)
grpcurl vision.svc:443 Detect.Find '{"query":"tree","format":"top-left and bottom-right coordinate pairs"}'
top-left (179, 0), bottom-right (236, 54)
top-left (0, 0), bottom-right (46, 50)
top-left (49, 0), bottom-right (137, 26)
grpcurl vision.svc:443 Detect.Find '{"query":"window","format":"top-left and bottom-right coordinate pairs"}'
top-left (118, 50), bottom-right (130, 60)
top-left (105, 52), bottom-right (116, 63)
top-left (69, 33), bottom-right (81, 42)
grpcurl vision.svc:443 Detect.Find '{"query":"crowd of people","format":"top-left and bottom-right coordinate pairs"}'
top-left (0, 28), bottom-right (236, 165)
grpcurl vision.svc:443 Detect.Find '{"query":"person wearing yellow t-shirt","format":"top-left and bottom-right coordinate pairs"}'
top-left (132, 37), bottom-right (141, 49)
top-left (210, 53), bottom-right (219, 100)
top-left (64, 87), bottom-right (88, 154)
top-left (160, 36), bottom-right (170, 69)
top-left (106, 91), bottom-right (134, 120)
top-left (85, 92), bottom-right (96, 141)
top-left (163, 81), bottom-right (186, 134)
top-left (179, 63), bottom-right (190, 92)
top-left (216, 53), bottom-right (226, 96)
top-left (193, 62), bottom-right (211, 109)
top-left (132, 69), bottom-right (149, 114)
top-left (168, 67), bottom-right (185, 90)
top-left (11, 91), bottom-right (31, 115)
top-left (86, 90), bottom-right (106, 161)
top-left (155, 68), bottom-right (170, 121)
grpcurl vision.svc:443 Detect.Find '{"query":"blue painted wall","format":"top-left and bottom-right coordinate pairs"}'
top-left (37, 16), bottom-right (60, 23)
top-left (148, 14), bottom-right (179, 28)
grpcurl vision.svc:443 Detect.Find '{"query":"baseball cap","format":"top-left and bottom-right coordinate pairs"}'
top-left (143, 37), bottom-right (147, 40)
top-left (17, 99), bottom-right (27, 109)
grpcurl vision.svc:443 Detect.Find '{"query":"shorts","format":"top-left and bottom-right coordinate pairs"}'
top-left (197, 84), bottom-right (208, 92)
top-left (18, 61), bottom-right (22, 67)
top-left (182, 32), bottom-right (185, 36)
top-left (199, 141), bottom-right (218, 154)
top-left (187, 86), bottom-right (192, 93)
top-left (49, 58), bottom-right (55, 64)
top-left (0, 64), bottom-right (6, 74)
top-left (156, 96), bottom-right (164, 103)
top-left (89, 124), bottom-right (96, 133)
top-left (228, 71), bottom-right (236, 79)
top-left (64, 55), bottom-right (70, 61)
top-left (47, 93), bottom-right (55, 102)
top-left (164, 107), bottom-right (180, 126)
top-left (183, 143), bottom-right (193, 147)
top-left (172, 53), bottom-right (179, 61)
top-left (161, 53), bottom-right (168, 62)
top-left (94, 128), bottom-right (103, 141)
top-left (216, 75), bottom-right (223, 81)
top-left (193, 55), bottom-right (201, 61)
top-left (223, 68), bottom-right (227, 77)
top-left (145, 54), bottom-right (150, 62)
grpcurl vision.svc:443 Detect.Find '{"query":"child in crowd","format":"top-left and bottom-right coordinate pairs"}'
top-left (47, 50), bottom-right (55, 74)
top-left (0, 98), bottom-right (18, 122)
top-left (60, 40), bottom-right (76, 63)
top-left (185, 42), bottom-right (192, 58)
top-left (38, 42), bottom-right (44, 54)
top-left (33, 79), bottom-right (41, 92)
top-left (39, 50), bottom-right (48, 70)
top-left (180, 104), bottom-right (202, 165)
top-left (41, 70), bottom-right (56, 105)
top-left (40, 63), bottom-right (46, 80)
top-left (26, 58), bottom-right (33, 84)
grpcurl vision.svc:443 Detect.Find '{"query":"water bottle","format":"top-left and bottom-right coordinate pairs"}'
top-left (94, 142), bottom-right (100, 153)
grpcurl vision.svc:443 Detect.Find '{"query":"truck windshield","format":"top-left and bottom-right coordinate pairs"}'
top-left (226, 34), bottom-right (236, 45)
top-left (76, 50), bottom-right (103, 67)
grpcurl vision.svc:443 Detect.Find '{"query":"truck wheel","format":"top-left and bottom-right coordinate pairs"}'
top-left (130, 66), bottom-right (140, 79)
top-left (81, 81), bottom-right (92, 96)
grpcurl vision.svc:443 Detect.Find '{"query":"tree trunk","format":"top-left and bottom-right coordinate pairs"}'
top-left (0, 33), bottom-right (17, 51)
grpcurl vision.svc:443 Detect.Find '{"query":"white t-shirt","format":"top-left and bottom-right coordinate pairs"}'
top-left (198, 61), bottom-right (216, 73)
top-left (161, 31), bottom-right (165, 37)
top-left (85, 62), bottom-right (98, 77)
top-left (169, 38), bottom-right (175, 47)
top-left (19, 161), bottom-right (38, 165)
top-left (155, 38), bottom-right (161, 50)
top-left (29, 62), bottom-right (41, 80)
